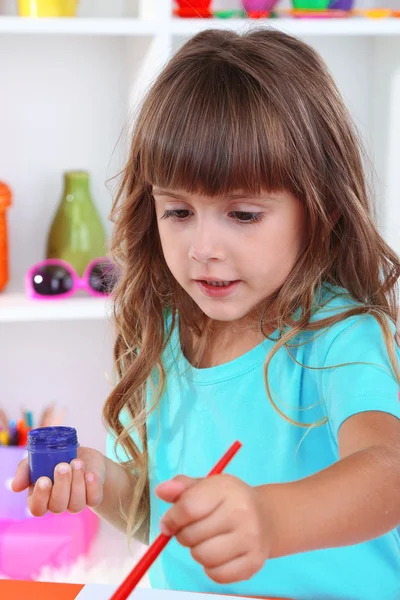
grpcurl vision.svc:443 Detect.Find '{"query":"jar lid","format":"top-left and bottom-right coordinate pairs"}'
top-left (27, 426), bottom-right (79, 451)
top-left (0, 182), bottom-right (12, 209)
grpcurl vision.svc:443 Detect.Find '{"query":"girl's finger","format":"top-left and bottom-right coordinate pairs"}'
top-left (85, 472), bottom-right (103, 508)
top-left (11, 457), bottom-right (30, 492)
top-left (176, 505), bottom-right (233, 548)
top-left (161, 480), bottom-right (222, 536)
top-left (28, 477), bottom-right (52, 517)
top-left (48, 463), bottom-right (72, 514)
top-left (155, 476), bottom-right (199, 503)
top-left (190, 532), bottom-right (242, 570)
top-left (205, 552), bottom-right (265, 585)
top-left (68, 460), bottom-right (86, 513)
top-left (27, 484), bottom-right (34, 500)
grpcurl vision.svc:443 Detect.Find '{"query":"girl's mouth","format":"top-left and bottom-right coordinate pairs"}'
top-left (195, 280), bottom-right (240, 298)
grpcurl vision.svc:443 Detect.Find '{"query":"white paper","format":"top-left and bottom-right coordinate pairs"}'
top-left (75, 584), bottom-right (251, 600)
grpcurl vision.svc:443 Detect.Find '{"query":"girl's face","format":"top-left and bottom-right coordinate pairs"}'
top-left (153, 187), bottom-right (306, 324)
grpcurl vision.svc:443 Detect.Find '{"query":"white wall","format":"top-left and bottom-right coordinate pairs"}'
top-left (0, 35), bottom-right (129, 292)
top-left (1, 320), bottom-right (114, 451)
top-left (372, 38), bottom-right (400, 254)
top-left (0, 35), bottom-right (129, 450)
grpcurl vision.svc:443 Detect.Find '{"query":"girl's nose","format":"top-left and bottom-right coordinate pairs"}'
top-left (188, 226), bottom-right (226, 263)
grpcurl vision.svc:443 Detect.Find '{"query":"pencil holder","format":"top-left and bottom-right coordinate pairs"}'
top-left (0, 446), bottom-right (29, 520)
top-left (28, 426), bottom-right (79, 483)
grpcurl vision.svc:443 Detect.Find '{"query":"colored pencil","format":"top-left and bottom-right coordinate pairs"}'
top-left (0, 408), bottom-right (9, 432)
top-left (109, 440), bottom-right (242, 600)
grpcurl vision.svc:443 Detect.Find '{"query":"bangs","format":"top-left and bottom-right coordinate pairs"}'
top-left (138, 57), bottom-right (295, 197)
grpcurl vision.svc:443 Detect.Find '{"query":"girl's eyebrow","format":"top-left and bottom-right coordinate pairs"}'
top-left (152, 188), bottom-right (273, 202)
top-left (152, 188), bottom-right (187, 200)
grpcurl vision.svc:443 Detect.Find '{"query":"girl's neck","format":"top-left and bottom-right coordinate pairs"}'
top-left (181, 316), bottom-right (274, 369)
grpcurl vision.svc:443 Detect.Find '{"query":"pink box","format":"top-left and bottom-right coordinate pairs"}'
top-left (0, 446), bottom-right (99, 579)
top-left (0, 446), bottom-right (29, 520)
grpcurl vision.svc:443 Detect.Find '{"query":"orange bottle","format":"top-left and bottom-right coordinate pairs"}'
top-left (0, 182), bottom-right (12, 292)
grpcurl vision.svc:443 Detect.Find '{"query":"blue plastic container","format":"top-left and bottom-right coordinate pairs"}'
top-left (27, 426), bottom-right (79, 484)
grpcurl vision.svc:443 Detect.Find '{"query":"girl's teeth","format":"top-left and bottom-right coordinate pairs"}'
top-left (206, 281), bottom-right (231, 287)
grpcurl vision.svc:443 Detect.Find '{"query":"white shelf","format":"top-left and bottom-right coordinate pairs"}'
top-left (0, 16), bottom-right (158, 36)
top-left (0, 293), bottom-right (110, 322)
top-left (1, 16), bottom-right (400, 37)
top-left (171, 17), bottom-right (400, 37)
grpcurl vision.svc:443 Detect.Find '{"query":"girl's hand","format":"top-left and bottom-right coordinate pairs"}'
top-left (155, 474), bottom-right (271, 584)
top-left (11, 447), bottom-right (107, 516)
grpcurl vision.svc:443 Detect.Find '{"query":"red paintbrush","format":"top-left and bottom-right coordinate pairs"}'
top-left (109, 440), bottom-right (242, 600)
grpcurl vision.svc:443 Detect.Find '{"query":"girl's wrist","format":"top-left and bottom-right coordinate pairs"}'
top-left (254, 481), bottom-right (302, 560)
top-left (254, 483), bottom-right (282, 561)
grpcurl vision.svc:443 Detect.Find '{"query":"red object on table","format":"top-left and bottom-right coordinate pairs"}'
top-left (0, 581), bottom-right (291, 600)
top-left (110, 442), bottom-right (242, 600)
top-left (0, 580), bottom-right (84, 599)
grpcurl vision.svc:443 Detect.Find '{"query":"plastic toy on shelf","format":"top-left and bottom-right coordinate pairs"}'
top-left (173, 0), bottom-right (400, 19)
top-left (292, 7), bottom-right (399, 17)
top-left (242, 0), bottom-right (279, 17)
top-left (329, 0), bottom-right (354, 11)
top-left (0, 182), bottom-right (11, 293)
top-left (355, 7), bottom-right (393, 17)
top-left (174, 0), bottom-right (212, 17)
top-left (279, 5), bottom-right (398, 17)
top-left (174, 0), bottom-right (400, 19)
top-left (17, 0), bottom-right (78, 17)
top-left (213, 10), bottom-right (247, 17)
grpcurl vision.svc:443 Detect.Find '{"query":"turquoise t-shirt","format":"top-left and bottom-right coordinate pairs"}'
top-left (107, 287), bottom-right (400, 599)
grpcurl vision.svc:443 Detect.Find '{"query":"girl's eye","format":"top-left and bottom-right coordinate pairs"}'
top-left (160, 209), bottom-right (264, 224)
top-left (230, 211), bottom-right (264, 224)
top-left (161, 209), bottom-right (191, 221)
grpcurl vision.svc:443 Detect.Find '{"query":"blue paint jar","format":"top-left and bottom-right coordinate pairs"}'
top-left (27, 426), bottom-right (79, 484)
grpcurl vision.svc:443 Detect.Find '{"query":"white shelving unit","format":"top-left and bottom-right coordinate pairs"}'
top-left (2, 13), bottom-right (400, 36)
top-left (0, 0), bottom-right (400, 436)
top-left (0, 293), bottom-right (110, 322)
top-left (170, 16), bottom-right (400, 35)
top-left (0, 0), bottom-right (398, 431)
top-left (0, 16), bottom-right (158, 34)
top-left (0, 2), bottom-right (398, 431)
top-left (0, 0), bottom-right (399, 574)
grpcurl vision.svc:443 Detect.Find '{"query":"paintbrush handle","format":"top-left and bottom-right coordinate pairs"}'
top-left (109, 441), bottom-right (242, 600)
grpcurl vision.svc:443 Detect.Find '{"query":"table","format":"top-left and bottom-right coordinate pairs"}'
top-left (0, 580), bottom-right (289, 599)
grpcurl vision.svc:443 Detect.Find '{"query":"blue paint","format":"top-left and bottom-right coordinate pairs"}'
top-left (27, 426), bottom-right (79, 483)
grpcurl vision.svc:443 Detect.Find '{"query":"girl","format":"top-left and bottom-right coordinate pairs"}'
top-left (13, 28), bottom-right (400, 600)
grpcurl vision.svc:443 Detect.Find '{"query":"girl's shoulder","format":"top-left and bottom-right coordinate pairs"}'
top-left (307, 284), bottom-right (397, 367)
top-left (306, 286), bottom-right (400, 441)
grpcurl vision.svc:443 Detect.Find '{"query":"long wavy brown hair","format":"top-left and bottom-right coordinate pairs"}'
top-left (103, 28), bottom-right (400, 543)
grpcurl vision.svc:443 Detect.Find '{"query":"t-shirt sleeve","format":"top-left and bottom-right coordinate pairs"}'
top-left (321, 314), bottom-right (400, 441)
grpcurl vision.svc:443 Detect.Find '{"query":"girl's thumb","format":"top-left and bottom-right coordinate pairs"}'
top-left (155, 475), bottom-right (199, 503)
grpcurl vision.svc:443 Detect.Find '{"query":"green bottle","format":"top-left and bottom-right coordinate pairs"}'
top-left (46, 171), bottom-right (106, 277)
